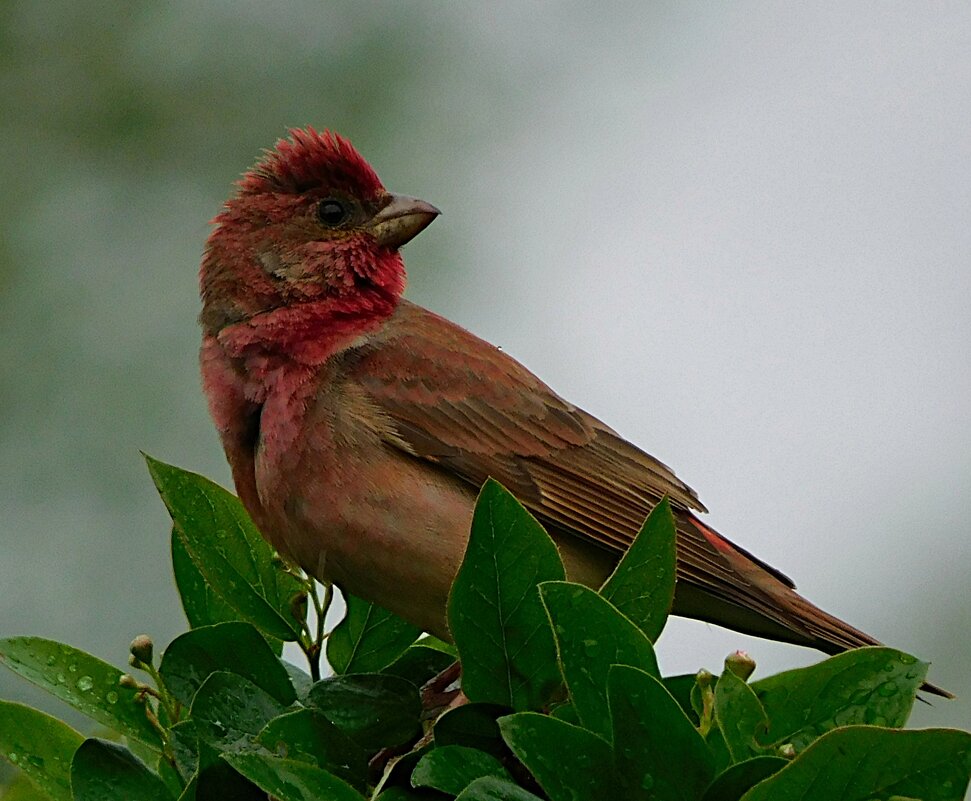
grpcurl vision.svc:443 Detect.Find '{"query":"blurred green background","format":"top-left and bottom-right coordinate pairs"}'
top-left (2, 0), bottom-right (969, 768)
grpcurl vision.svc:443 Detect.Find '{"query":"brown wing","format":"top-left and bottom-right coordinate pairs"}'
top-left (338, 300), bottom-right (954, 698)
top-left (343, 301), bottom-right (795, 606)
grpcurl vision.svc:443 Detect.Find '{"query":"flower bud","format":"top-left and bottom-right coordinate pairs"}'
top-left (129, 634), bottom-right (154, 665)
top-left (118, 673), bottom-right (139, 689)
top-left (289, 591), bottom-right (308, 622)
top-left (777, 743), bottom-right (796, 759)
top-left (724, 650), bottom-right (756, 681)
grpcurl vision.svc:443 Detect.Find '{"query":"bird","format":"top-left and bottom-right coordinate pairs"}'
top-left (199, 127), bottom-right (948, 697)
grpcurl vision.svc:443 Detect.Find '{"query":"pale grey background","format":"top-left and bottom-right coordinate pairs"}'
top-left (1, 0), bottom-right (968, 763)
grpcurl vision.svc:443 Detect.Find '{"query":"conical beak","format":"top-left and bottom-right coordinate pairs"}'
top-left (370, 194), bottom-right (440, 249)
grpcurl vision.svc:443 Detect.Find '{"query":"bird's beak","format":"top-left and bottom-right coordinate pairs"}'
top-left (370, 194), bottom-right (440, 249)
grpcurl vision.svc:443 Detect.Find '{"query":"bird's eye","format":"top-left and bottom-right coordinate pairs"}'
top-left (317, 198), bottom-right (349, 227)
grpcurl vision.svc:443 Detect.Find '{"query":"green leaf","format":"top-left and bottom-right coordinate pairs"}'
top-left (499, 712), bottom-right (624, 801)
top-left (382, 644), bottom-right (456, 687)
top-left (283, 661), bottom-right (314, 700)
top-left (1, 771), bottom-right (57, 801)
top-left (257, 708), bottom-right (367, 791)
top-left (327, 593), bottom-right (421, 674)
top-left (455, 776), bottom-right (544, 800)
top-left (0, 701), bottom-right (83, 801)
top-left (738, 726), bottom-right (971, 801)
top-left (0, 637), bottom-right (160, 749)
top-left (447, 479), bottom-right (565, 711)
top-left (307, 673), bottom-right (421, 751)
top-left (145, 455), bottom-right (304, 642)
top-left (599, 497), bottom-right (677, 642)
top-left (168, 719), bottom-right (200, 782)
top-left (172, 526), bottom-right (251, 634)
top-left (434, 703), bottom-right (508, 758)
top-left (224, 752), bottom-right (366, 801)
top-left (412, 745), bottom-right (510, 795)
top-left (663, 673), bottom-right (701, 725)
top-left (539, 581), bottom-right (659, 741)
top-left (700, 756), bottom-right (788, 801)
top-left (608, 664), bottom-right (716, 801)
top-left (714, 670), bottom-right (768, 763)
top-left (189, 671), bottom-right (287, 752)
top-left (70, 739), bottom-right (172, 801)
top-left (750, 647), bottom-right (927, 751)
top-left (374, 790), bottom-right (429, 801)
top-left (158, 621), bottom-right (296, 707)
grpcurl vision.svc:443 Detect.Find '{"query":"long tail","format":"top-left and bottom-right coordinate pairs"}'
top-left (676, 514), bottom-right (953, 699)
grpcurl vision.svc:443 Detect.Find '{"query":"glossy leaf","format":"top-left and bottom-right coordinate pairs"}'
top-left (189, 671), bottom-right (287, 752)
top-left (327, 593), bottom-right (421, 674)
top-left (224, 752), bottom-right (365, 801)
top-left (714, 670), bottom-right (768, 763)
top-left (171, 526), bottom-right (247, 632)
top-left (307, 673), bottom-right (421, 751)
top-left (257, 708), bottom-right (368, 791)
top-left (382, 643), bottom-right (456, 687)
top-left (0, 701), bottom-right (83, 801)
top-left (0, 637), bottom-right (160, 749)
top-left (0, 772), bottom-right (56, 801)
top-left (750, 647), bottom-right (927, 751)
top-left (739, 726), bottom-right (971, 801)
top-left (158, 621), bottom-right (295, 707)
top-left (539, 581), bottom-right (659, 740)
top-left (599, 497), bottom-right (677, 642)
top-left (70, 739), bottom-right (172, 801)
top-left (664, 673), bottom-right (701, 725)
top-left (412, 745), bottom-right (509, 795)
top-left (146, 455), bottom-right (304, 642)
top-left (434, 703), bottom-right (508, 758)
top-left (447, 479), bottom-right (565, 711)
top-left (455, 776), bottom-right (544, 800)
top-left (609, 664), bottom-right (716, 801)
top-left (700, 756), bottom-right (788, 801)
top-left (499, 712), bottom-right (623, 801)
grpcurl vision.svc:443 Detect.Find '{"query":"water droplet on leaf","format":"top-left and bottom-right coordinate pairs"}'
top-left (76, 675), bottom-right (94, 692)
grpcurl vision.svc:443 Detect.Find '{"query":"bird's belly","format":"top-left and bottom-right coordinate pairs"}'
top-left (257, 432), bottom-right (476, 639)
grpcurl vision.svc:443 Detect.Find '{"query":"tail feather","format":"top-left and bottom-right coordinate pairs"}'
top-left (681, 515), bottom-right (953, 699)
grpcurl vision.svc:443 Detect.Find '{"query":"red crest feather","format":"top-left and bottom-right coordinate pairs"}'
top-left (238, 127), bottom-right (384, 198)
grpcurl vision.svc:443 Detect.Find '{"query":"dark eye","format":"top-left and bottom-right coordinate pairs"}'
top-left (317, 198), bottom-right (349, 227)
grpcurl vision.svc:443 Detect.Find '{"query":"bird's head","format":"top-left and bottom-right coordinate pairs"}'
top-left (200, 127), bottom-right (439, 334)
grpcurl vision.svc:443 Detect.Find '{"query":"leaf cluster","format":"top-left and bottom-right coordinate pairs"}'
top-left (0, 459), bottom-right (968, 800)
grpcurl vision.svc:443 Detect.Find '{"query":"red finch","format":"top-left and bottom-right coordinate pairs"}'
top-left (200, 128), bottom-right (947, 696)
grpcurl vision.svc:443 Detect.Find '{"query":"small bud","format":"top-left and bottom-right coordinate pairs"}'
top-left (129, 634), bottom-right (154, 665)
top-left (777, 743), bottom-right (796, 759)
top-left (118, 673), bottom-right (139, 689)
top-left (289, 591), bottom-right (308, 622)
top-left (695, 668), bottom-right (715, 690)
top-left (724, 650), bottom-right (756, 681)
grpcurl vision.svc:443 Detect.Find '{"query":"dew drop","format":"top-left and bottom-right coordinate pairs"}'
top-left (68, 663), bottom-right (78, 673)
top-left (106, 691), bottom-right (118, 704)
top-left (641, 773), bottom-right (655, 790)
top-left (76, 675), bottom-right (94, 692)
top-left (56, 673), bottom-right (66, 684)
top-left (7, 753), bottom-right (18, 764)
top-left (877, 681), bottom-right (898, 697)
top-left (45, 655), bottom-right (56, 666)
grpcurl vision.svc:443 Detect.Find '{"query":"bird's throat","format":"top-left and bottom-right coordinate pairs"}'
top-left (217, 291), bottom-right (396, 384)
